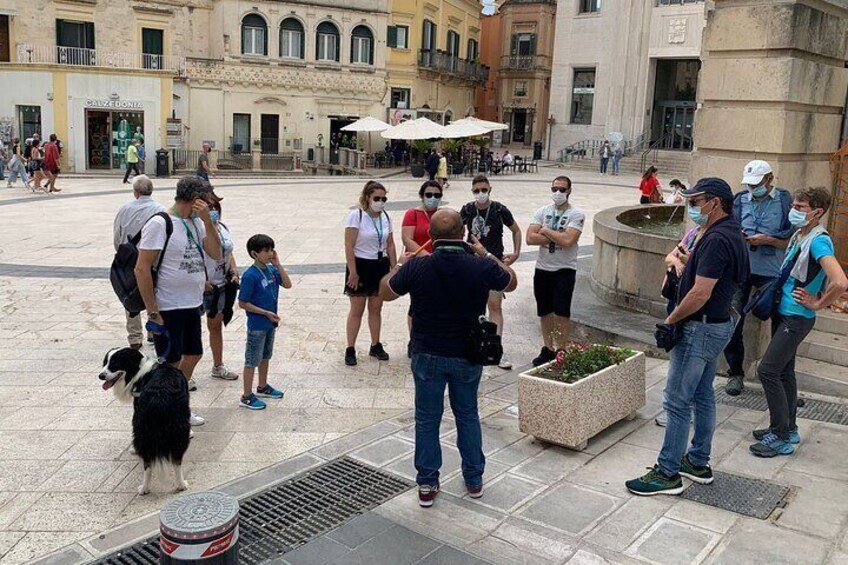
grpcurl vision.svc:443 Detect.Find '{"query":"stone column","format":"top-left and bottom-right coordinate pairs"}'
top-left (691, 0), bottom-right (848, 189)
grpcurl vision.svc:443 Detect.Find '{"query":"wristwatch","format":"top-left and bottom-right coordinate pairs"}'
top-left (148, 311), bottom-right (161, 319)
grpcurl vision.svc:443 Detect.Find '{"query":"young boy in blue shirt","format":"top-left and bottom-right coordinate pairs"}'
top-left (237, 234), bottom-right (292, 409)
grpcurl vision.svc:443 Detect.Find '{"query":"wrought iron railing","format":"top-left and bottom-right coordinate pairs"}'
top-left (502, 55), bottom-right (538, 70)
top-left (14, 44), bottom-right (186, 75)
top-left (418, 49), bottom-right (489, 83)
top-left (640, 131), bottom-right (674, 172)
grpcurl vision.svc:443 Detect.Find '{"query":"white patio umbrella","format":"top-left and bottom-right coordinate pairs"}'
top-left (452, 116), bottom-right (509, 132)
top-left (442, 120), bottom-right (492, 139)
top-left (381, 117), bottom-right (447, 140)
top-left (341, 116), bottom-right (391, 153)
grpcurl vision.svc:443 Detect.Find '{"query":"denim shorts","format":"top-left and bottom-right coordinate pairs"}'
top-left (202, 287), bottom-right (226, 318)
top-left (244, 328), bottom-right (276, 368)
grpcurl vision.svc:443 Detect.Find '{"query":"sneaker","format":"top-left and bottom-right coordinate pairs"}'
top-left (498, 359), bottom-right (513, 370)
top-left (531, 346), bottom-right (556, 367)
top-left (753, 427), bottom-right (801, 445)
top-left (239, 393), bottom-right (267, 410)
top-left (146, 334), bottom-right (155, 344)
top-left (187, 378), bottom-right (198, 392)
top-left (189, 412), bottom-right (206, 426)
top-left (679, 455), bottom-right (714, 485)
top-left (256, 384), bottom-right (284, 399)
top-left (749, 432), bottom-right (795, 458)
top-left (725, 374), bottom-right (744, 396)
top-left (369, 343), bottom-right (390, 361)
top-left (625, 465), bottom-right (685, 496)
top-left (210, 364), bottom-right (239, 380)
top-left (466, 483), bottom-right (483, 499)
top-left (655, 411), bottom-right (668, 427)
top-left (189, 429), bottom-right (194, 439)
top-left (345, 347), bottom-right (357, 366)
top-left (418, 484), bottom-right (439, 507)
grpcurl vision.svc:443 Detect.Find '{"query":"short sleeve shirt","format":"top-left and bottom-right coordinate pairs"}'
top-left (138, 213), bottom-right (207, 311)
top-left (779, 234), bottom-right (835, 319)
top-left (345, 209), bottom-right (393, 260)
top-left (735, 189), bottom-right (792, 277)
top-left (460, 201), bottom-right (515, 259)
top-left (127, 145), bottom-right (139, 164)
top-left (402, 208), bottom-right (435, 252)
top-left (238, 264), bottom-right (281, 330)
top-left (196, 152), bottom-right (208, 175)
top-left (204, 222), bottom-right (234, 286)
top-left (531, 204), bottom-right (585, 271)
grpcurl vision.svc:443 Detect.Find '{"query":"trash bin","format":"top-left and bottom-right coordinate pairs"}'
top-left (533, 141), bottom-right (543, 161)
top-left (155, 148), bottom-right (170, 178)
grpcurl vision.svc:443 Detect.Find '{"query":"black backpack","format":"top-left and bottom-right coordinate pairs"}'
top-left (110, 212), bottom-right (173, 315)
top-left (23, 142), bottom-right (32, 159)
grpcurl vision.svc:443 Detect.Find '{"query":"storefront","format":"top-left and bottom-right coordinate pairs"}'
top-left (84, 99), bottom-right (145, 170)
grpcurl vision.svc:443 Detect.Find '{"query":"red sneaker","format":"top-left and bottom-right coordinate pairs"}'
top-left (466, 483), bottom-right (483, 499)
top-left (418, 484), bottom-right (439, 507)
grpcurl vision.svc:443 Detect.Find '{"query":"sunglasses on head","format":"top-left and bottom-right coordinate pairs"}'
top-left (423, 192), bottom-right (442, 199)
top-left (551, 186), bottom-right (570, 193)
top-left (372, 196), bottom-right (388, 202)
top-left (472, 188), bottom-right (489, 194)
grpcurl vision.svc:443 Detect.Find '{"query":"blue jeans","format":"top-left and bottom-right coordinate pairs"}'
top-left (612, 157), bottom-right (621, 174)
top-left (244, 327), bottom-right (276, 368)
top-left (658, 319), bottom-right (735, 476)
top-left (411, 353), bottom-right (484, 488)
top-left (600, 157), bottom-right (609, 174)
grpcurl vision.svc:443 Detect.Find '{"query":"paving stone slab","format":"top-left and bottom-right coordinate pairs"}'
top-left (466, 473), bottom-right (546, 513)
top-left (626, 518), bottom-right (719, 565)
top-left (518, 483), bottom-right (622, 536)
top-left (326, 512), bottom-right (396, 550)
top-left (585, 496), bottom-right (672, 552)
top-left (706, 519), bottom-right (829, 565)
top-left (329, 525), bottom-right (441, 565)
top-left (349, 436), bottom-right (414, 467)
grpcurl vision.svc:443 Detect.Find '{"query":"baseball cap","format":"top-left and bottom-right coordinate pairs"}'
top-left (680, 177), bottom-right (734, 202)
top-left (742, 160), bottom-right (772, 185)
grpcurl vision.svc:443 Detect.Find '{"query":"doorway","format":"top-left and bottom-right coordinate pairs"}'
top-left (261, 114), bottom-right (280, 154)
top-left (85, 110), bottom-right (144, 169)
top-left (511, 110), bottom-right (527, 144)
top-left (658, 102), bottom-right (695, 150)
top-left (329, 116), bottom-right (356, 164)
top-left (651, 59), bottom-right (700, 150)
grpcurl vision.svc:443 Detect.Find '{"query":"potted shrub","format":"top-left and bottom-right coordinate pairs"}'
top-left (410, 139), bottom-right (433, 178)
top-left (518, 343), bottom-right (645, 451)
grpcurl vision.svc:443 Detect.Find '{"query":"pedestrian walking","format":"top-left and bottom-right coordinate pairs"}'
top-left (639, 166), bottom-right (663, 204)
top-left (123, 140), bottom-right (143, 184)
top-left (379, 209), bottom-right (517, 507)
top-left (612, 144), bottom-right (622, 175)
top-left (437, 150), bottom-right (449, 189)
top-left (343, 181), bottom-right (397, 366)
top-left (460, 175), bottom-right (522, 370)
top-left (425, 148), bottom-right (440, 182)
top-left (0, 137), bottom-right (6, 181)
top-left (749, 187), bottom-right (847, 457)
top-left (197, 143), bottom-right (214, 182)
top-left (26, 139), bottom-right (48, 194)
top-left (526, 176), bottom-right (586, 366)
top-left (626, 177), bottom-right (748, 496)
top-left (43, 134), bottom-right (61, 193)
top-left (5, 138), bottom-right (30, 188)
top-left (599, 141), bottom-right (612, 175)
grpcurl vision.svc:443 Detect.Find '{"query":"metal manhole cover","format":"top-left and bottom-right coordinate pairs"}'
top-left (89, 457), bottom-right (413, 565)
top-left (681, 471), bottom-right (790, 519)
top-left (715, 389), bottom-right (848, 426)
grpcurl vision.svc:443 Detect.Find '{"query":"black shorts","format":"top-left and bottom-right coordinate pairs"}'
top-left (153, 307), bottom-right (204, 363)
top-left (640, 195), bottom-right (651, 205)
top-left (533, 268), bottom-right (577, 318)
top-left (344, 256), bottom-right (390, 297)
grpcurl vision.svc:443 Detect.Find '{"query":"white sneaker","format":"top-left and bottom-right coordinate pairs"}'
top-left (187, 378), bottom-right (198, 392)
top-left (210, 364), bottom-right (239, 380)
top-left (498, 359), bottom-right (513, 370)
top-left (189, 429), bottom-right (195, 439)
top-left (189, 412), bottom-right (205, 426)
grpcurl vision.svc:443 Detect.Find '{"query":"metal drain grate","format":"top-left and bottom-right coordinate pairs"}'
top-left (89, 457), bottom-right (413, 565)
top-left (681, 471), bottom-right (790, 519)
top-left (715, 389), bottom-right (848, 426)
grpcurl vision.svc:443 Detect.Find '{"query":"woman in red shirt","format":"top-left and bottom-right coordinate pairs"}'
top-left (401, 180), bottom-right (442, 255)
top-left (639, 166), bottom-right (661, 204)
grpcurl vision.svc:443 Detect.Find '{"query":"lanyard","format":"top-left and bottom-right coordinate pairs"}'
top-left (550, 207), bottom-right (566, 229)
top-left (369, 212), bottom-right (384, 250)
top-left (750, 195), bottom-right (775, 232)
top-left (258, 265), bottom-right (277, 293)
top-left (475, 204), bottom-right (492, 225)
top-left (177, 215), bottom-right (203, 257)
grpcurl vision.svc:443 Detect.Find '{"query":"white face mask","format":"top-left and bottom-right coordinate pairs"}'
top-left (474, 191), bottom-right (489, 205)
top-left (370, 200), bottom-right (385, 213)
top-left (551, 191), bottom-right (569, 206)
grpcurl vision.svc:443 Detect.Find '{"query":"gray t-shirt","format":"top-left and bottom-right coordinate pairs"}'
top-left (531, 204), bottom-right (585, 271)
top-left (197, 152), bottom-right (208, 175)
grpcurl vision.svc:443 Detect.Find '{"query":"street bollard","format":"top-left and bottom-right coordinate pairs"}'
top-left (159, 491), bottom-right (239, 564)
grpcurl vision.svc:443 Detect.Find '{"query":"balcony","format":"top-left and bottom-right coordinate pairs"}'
top-left (418, 49), bottom-right (489, 84)
top-left (14, 44), bottom-right (186, 75)
top-left (501, 55), bottom-right (552, 72)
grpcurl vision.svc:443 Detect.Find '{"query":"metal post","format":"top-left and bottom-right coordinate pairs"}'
top-left (159, 491), bottom-right (239, 564)
top-left (546, 115), bottom-right (555, 161)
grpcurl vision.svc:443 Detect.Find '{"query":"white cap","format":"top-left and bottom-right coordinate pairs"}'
top-left (742, 160), bottom-right (772, 185)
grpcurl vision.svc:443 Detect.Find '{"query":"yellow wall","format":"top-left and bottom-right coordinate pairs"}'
top-left (51, 71), bottom-right (69, 166)
top-left (160, 77), bottom-right (172, 148)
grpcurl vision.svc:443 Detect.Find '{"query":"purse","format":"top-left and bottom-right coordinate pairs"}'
top-left (743, 249), bottom-right (800, 321)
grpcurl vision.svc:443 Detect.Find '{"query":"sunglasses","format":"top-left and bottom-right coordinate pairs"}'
top-left (372, 196), bottom-right (388, 202)
top-left (423, 192), bottom-right (442, 199)
top-left (550, 186), bottom-right (570, 193)
top-left (472, 188), bottom-right (489, 194)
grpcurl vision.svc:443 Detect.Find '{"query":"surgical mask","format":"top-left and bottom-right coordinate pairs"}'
top-left (788, 208), bottom-right (811, 228)
top-left (210, 210), bottom-right (220, 223)
top-left (370, 200), bottom-right (385, 213)
top-left (551, 191), bottom-right (569, 206)
top-left (190, 211), bottom-right (199, 219)
top-left (424, 196), bottom-right (441, 210)
top-left (474, 192), bottom-right (489, 205)
top-left (749, 184), bottom-right (768, 198)
top-left (687, 202), bottom-right (710, 225)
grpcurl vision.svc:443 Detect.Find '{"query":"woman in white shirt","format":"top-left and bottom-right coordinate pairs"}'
top-left (344, 181), bottom-right (397, 366)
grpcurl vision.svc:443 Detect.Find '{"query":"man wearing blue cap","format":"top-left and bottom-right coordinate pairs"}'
top-left (626, 177), bottom-right (748, 496)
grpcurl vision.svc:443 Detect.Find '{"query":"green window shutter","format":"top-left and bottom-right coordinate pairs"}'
top-left (56, 20), bottom-right (64, 47)
top-left (530, 34), bottom-right (536, 56)
top-left (85, 21), bottom-right (94, 49)
top-left (510, 34), bottom-right (517, 56)
top-left (387, 25), bottom-right (397, 48)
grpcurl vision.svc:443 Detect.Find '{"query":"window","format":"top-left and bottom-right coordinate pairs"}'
top-left (17, 105), bottom-right (41, 140)
top-left (232, 113), bottom-right (251, 153)
top-left (387, 25), bottom-right (409, 49)
top-left (316, 21), bottom-right (339, 62)
top-left (571, 68), bottom-right (595, 125)
top-left (279, 18), bottom-right (304, 59)
top-left (422, 19), bottom-right (436, 51)
top-left (351, 25), bottom-right (373, 65)
top-left (56, 19), bottom-right (95, 65)
top-left (390, 88), bottom-right (411, 109)
top-left (579, 0), bottom-right (601, 13)
top-left (142, 28), bottom-right (164, 70)
top-left (514, 80), bottom-right (527, 97)
top-left (241, 14), bottom-right (267, 56)
top-left (511, 33), bottom-right (536, 56)
top-left (467, 38), bottom-right (479, 61)
top-left (446, 30), bottom-right (459, 70)
top-left (1, 15), bottom-right (10, 62)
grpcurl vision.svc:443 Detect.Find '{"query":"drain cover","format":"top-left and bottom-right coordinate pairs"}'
top-left (89, 457), bottom-right (413, 565)
top-left (715, 389), bottom-right (848, 426)
top-left (681, 471), bottom-right (790, 519)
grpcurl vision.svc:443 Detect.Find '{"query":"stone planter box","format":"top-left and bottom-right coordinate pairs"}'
top-left (518, 351), bottom-right (646, 451)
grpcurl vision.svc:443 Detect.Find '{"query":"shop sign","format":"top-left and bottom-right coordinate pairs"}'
top-left (85, 99), bottom-right (144, 110)
top-left (166, 119), bottom-right (182, 148)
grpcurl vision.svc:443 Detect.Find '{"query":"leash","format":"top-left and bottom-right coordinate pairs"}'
top-left (145, 320), bottom-right (172, 364)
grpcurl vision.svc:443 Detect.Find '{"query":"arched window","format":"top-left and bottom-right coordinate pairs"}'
top-left (279, 18), bottom-right (304, 59)
top-left (241, 14), bottom-right (267, 56)
top-left (316, 21), bottom-right (340, 62)
top-left (350, 25), bottom-right (373, 65)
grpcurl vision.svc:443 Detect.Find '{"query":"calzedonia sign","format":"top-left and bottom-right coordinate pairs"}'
top-left (85, 99), bottom-right (144, 110)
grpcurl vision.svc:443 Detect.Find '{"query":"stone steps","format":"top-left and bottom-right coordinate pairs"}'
top-left (797, 329), bottom-right (848, 367)
top-left (560, 156), bottom-right (690, 180)
top-left (794, 356), bottom-right (848, 398)
top-left (814, 309), bottom-right (848, 335)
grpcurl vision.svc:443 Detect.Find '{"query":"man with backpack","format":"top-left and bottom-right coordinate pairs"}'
top-left (113, 175), bottom-right (166, 349)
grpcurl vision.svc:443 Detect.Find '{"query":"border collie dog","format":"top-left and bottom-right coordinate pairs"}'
top-left (99, 347), bottom-right (191, 495)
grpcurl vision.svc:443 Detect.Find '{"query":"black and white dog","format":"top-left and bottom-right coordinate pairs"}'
top-left (99, 347), bottom-right (191, 495)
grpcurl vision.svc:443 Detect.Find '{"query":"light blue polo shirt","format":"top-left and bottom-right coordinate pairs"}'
top-left (778, 234), bottom-right (835, 319)
top-left (734, 188), bottom-right (793, 277)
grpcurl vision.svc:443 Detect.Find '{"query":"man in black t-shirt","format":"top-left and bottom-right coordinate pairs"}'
top-left (380, 209), bottom-right (517, 508)
top-left (459, 174), bottom-right (522, 370)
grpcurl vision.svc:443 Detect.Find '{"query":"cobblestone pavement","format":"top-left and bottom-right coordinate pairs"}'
top-left (2, 172), bottom-right (846, 564)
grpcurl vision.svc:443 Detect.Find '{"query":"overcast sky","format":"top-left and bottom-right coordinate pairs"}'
top-left (482, 1), bottom-right (497, 15)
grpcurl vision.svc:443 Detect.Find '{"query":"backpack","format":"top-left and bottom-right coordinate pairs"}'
top-left (110, 212), bottom-right (173, 315)
top-left (23, 141), bottom-right (32, 159)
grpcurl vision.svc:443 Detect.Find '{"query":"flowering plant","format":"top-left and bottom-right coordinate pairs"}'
top-left (536, 343), bottom-right (634, 384)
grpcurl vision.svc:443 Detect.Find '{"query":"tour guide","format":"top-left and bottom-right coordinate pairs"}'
top-left (379, 209), bottom-right (517, 508)
top-left (626, 177), bottom-right (748, 496)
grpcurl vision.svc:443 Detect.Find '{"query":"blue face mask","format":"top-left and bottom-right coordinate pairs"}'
top-left (749, 184), bottom-right (768, 198)
top-left (788, 208), bottom-right (810, 228)
top-left (210, 210), bottom-right (220, 223)
top-left (687, 201), bottom-right (710, 225)
top-left (190, 211), bottom-right (199, 219)
top-left (424, 196), bottom-right (441, 210)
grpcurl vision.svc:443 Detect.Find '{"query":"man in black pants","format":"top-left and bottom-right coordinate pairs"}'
top-left (425, 148), bottom-right (440, 181)
top-left (123, 140), bottom-right (143, 184)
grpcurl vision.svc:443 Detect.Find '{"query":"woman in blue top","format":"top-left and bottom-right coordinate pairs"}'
top-left (750, 187), bottom-right (847, 458)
